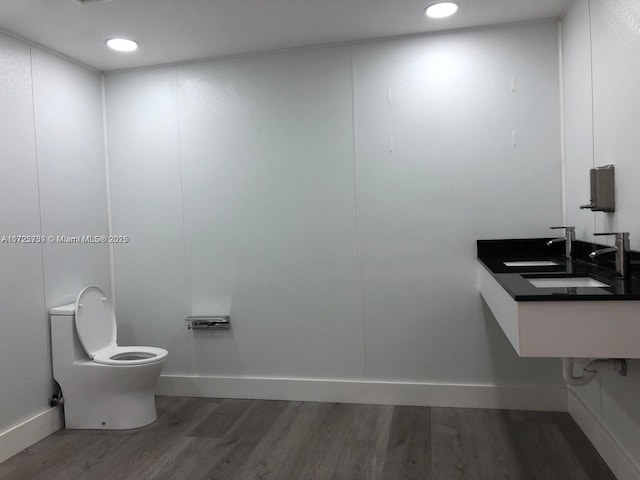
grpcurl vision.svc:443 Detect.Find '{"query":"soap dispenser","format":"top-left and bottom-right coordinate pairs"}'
top-left (580, 164), bottom-right (615, 212)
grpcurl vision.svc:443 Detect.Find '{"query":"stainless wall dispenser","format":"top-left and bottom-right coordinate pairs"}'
top-left (185, 316), bottom-right (231, 330)
top-left (580, 164), bottom-right (615, 212)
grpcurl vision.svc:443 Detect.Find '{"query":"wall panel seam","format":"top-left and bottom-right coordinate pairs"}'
top-left (350, 45), bottom-right (367, 380)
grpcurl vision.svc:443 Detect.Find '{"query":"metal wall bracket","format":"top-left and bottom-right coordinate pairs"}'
top-left (185, 316), bottom-right (231, 330)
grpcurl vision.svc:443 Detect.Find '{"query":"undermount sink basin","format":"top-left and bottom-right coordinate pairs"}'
top-left (527, 277), bottom-right (609, 288)
top-left (503, 260), bottom-right (559, 267)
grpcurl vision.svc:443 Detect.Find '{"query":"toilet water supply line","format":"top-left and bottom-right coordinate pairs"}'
top-left (561, 358), bottom-right (627, 386)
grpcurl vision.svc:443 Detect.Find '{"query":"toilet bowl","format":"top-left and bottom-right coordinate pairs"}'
top-left (50, 286), bottom-right (168, 430)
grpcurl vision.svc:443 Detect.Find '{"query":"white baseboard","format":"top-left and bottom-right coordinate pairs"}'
top-left (157, 374), bottom-right (567, 411)
top-left (0, 407), bottom-right (63, 464)
top-left (568, 389), bottom-right (640, 480)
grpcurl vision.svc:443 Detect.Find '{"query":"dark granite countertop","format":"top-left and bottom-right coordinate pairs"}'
top-left (477, 238), bottom-right (640, 301)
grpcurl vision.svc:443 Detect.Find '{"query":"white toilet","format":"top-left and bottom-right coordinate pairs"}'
top-left (50, 286), bottom-right (168, 430)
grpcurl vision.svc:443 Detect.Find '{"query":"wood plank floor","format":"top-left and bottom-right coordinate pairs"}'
top-left (0, 396), bottom-right (616, 480)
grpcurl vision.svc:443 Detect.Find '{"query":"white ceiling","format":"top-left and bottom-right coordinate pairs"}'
top-left (0, 0), bottom-right (571, 71)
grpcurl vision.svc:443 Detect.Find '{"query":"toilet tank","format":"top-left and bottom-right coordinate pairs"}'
top-left (50, 304), bottom-right (90, 377)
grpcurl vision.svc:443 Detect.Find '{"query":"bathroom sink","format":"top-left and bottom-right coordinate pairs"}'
top-left (527, 277), bottom-right (609, 288)
top-left (477, 262), bottom-right (640, 357)
top-left (503, 260), bottom-right (559, 267)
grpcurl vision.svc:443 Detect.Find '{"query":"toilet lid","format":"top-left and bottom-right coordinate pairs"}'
top-left (75, 286), bottom-right (117, 358)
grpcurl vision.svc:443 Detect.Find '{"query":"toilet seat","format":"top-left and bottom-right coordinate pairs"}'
top-left (75, 286), bottom-right (117, 358)
top-left (75, 286), bottom-right (167, 366)
top-left (93, 345), bottom-right (168, 366)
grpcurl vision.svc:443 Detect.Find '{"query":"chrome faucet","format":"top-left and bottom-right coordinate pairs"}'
top-left (590, 232), bottom-right (631, 279)
top-left (547, 226), bottom-right (575, 260)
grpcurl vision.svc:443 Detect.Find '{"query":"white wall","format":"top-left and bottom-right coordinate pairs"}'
top-left (353, 23), bottom-right (562, 383)
top-left (562, 0), bottom-right (595, 240)
top-left (103, 68), bottom-right (187, 373)
top-left (562, 0), bottom-right (640, 477)
top-left (31, 49), bottom-right (111, 306)
top-left (0, 32), bottom-right (109, 434)
top-left (106, 21), bottom-right (564, 387)
top-left (0, 33), bottom-right (48, 435)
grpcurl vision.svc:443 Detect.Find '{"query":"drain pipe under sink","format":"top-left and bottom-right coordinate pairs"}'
top-left (562, 358), bottom-right (627, 386)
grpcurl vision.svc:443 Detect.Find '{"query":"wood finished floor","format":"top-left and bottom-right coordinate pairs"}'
top-left (0, 396), bottom-right (615, 480)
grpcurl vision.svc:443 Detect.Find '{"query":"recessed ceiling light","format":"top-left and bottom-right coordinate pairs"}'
top-left (425, 2), bottom-right (458, 18)
top-left (106, 38), bottom-right (138, 52)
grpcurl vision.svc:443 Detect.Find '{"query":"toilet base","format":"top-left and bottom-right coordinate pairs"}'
top-left (55, 359), bottom-right (165, 430)
top-left (63, 389), bottom-right (158, 430)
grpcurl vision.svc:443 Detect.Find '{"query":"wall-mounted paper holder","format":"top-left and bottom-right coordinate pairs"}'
top-left (185, 316), bottom-right (230, 330)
